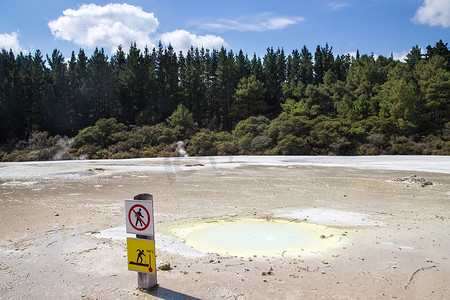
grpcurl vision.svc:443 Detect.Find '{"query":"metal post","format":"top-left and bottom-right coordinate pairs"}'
top-left (133, 193), bottom-right (157, 289)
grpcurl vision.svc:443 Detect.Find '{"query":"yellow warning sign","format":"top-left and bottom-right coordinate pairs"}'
top-left (127, 238), bottom-right (156, 273)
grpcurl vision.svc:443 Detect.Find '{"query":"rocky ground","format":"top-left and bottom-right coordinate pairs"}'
top-left (0, 156), bottom-right (449, 299)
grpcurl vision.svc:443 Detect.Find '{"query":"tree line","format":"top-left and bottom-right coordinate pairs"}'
top-left (0, 40), bottom-right (449, 160)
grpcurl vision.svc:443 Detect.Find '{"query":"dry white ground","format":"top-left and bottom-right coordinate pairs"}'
top-left (0, 156), bottom-right (449, 299)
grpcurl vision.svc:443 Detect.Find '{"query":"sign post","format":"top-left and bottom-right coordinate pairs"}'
top-left (126, 193), bottom-right (157, 289)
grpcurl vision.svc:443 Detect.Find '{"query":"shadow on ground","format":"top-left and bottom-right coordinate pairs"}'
top-left (146, 286), bottom-right (202, 300)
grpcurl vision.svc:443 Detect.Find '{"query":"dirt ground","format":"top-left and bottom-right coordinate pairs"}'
top-left (0, 156), bottom-right (449, 299)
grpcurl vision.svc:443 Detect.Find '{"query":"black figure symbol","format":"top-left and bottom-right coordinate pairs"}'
top-left (130, 248), bottom-right (149, 267)
top-left (136, 248), bottom-right (146, 264)
top-left (135, 208), bottom-right (144, 227)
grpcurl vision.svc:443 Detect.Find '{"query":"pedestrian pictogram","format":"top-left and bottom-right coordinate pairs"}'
top-left (129, 204), bottom-right (150, 231)
top-left (127, 238), bottom-right (156, 273)
top-left (125, 200), bottom-right (154, 235)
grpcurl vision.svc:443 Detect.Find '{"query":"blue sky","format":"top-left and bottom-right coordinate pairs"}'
top-left (0, 0), bottom-right (449, 61)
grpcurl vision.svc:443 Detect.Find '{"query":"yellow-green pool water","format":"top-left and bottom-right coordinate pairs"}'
top-left (165, 218), bottom-right (350, 257)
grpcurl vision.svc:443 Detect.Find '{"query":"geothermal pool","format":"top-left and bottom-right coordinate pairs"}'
top-left (165, 218), bottom-right (349, 257)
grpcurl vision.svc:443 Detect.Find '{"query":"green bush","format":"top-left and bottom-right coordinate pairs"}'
top-left (216, 141), bottom-right (239, 156)
top-left (6, 149), bottom-right (29, 162)
top-left (141, 143), bottom-right (178, 157)
top-left (357, 145), bottom-right (382, 155)
top-left (271, 135), bottom-right (311, 155)
top-left (215, 132), bottom-right (239, 156)
top-left (110, 149), bottom-right (141, 159)
top-left (419, 135), bottom-right (450, 155)
top-left (72, 118), bottom-right (128, 150)
top-left (233, 116), bottom-right (271, 139)
top-left (186, 130), bottom-right (218, 156)
top-left (388, 136), bottom-right (423, 155)
top-left (250, 136), bottom-right (272, 154)
top-left (71, 144), bottom-right (102, 159)
top-left (2, 131), bottom-right (72, 161)
top-left (166, 104), bottom-right (195, 137)
top-left (125, 124), bottom-right (176, 149)
top-left (263, 113), bottom-right (310, 143)
top-left (92, 149), bottom-right (112, 159)
top-left (0, 150), bottom-right (7, 162)
top-left (309, 118), bottom-right (354, 155)
top-left (236, 133), bottom-right (253, 154)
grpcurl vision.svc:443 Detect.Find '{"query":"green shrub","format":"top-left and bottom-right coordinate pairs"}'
top-left (71, 144), bottom-right (102, 159)
top-left (233, 116), bottom-right (270, 139)
top-left (186, 130), bottom-right (218, 156)
top-left (420, 135), bottom-right (450, 155)
top-left (263, 113), bottom-right (310, 143)
top-left (2, 131), bottom-right (73, 161)
top-left (110, 149), bottom-right (141, 159)
top-left (272, 135), bottom-right (311, 155)
top-left (92, 149), bottom-right (112, 159)
top-left (72, 118), bottom-right (128, 150)
top-left (166, 104), bottom-right (195, 137)
top-left (141, 144), bottom-right (178, 158)
top-left (215, 132), bottom-right (239, 156)
top-left (250, 136), bottom-right (272, 154)
top-left (309, 118), bottom-right (354, 155)
top-left (216, 141), bottom-right (239, 156)
top-left (388, 136), bottom-right (423, 155)
top-left (0, 150), bottom-right (7, 162)
top-left (6, 149), bottom-right (29, 162)
top-left (236, 133), bottom-right (253, 154)
top-left (357, 145), bottom-right (382, 155)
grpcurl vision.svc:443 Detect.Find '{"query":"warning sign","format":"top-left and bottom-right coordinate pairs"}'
top-left (125, 200), bottom-right (154, 235)
top-left (127, 238), bottom-right (156, 273)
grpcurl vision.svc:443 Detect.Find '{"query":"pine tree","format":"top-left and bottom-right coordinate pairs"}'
top-left (415, 55), bottom-right (450, 128)
top-left (425, 39), bottom-right (450, 68)
top-left (405, 45), bottom-right (423, 70)
top-left (235, 50), bottom-right (251, 81)
top-left (204, 48), bottom-right (220, 129)
top-left (68, 49), bottom-right (90, 131)
top-left (263, 47), bottom-right (285, 114)
top-left (314, 43), bottom-right (334, 85)
top-left (156, 43), bottom-right (180, 121)
top-left (46, 49), bottom-right (71, 135)
top-left (180, 47), bottom-right (208, 123)
top-left (29, 50), bottom-right (47, 133)
top-left (299, 46), bottom-right (314, 85)
top-left (115, 43), bottom-right (154, 125)
top-left (231, 75), bottom-right (267, 121)
top-left (250, 54), bottom-right (264, 82)
top-left (216, 47), bottom-right (237, 130)
top-left (85, 48), bottom-right (117, 123)
top-left (287, 49), bottom-right (301, 83)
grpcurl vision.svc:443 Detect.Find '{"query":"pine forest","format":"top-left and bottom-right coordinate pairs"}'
top-left (0, 40), bottom-right (449, 161)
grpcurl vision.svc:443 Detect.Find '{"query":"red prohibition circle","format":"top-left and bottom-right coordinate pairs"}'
top-left (128, 204), bottom-right (150, 231)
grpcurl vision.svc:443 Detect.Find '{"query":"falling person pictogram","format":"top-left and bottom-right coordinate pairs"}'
top-left (136, 249), bottom-right (145, 264)
top-left (129, 249), bottom-right (149, 267)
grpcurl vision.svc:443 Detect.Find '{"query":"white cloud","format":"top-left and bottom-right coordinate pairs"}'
top-left (199, 13), bottom-right (305, 32)
top-left (328, 2), bottom-right (349, 10)
top-left (413, 0), bottom-right (450, 28)
top-left (393, 46), bottom-right (426, 62)
top-left (48, 3), bottom-right (159, 52)
top-left (392, 51), bottom-right (409, 62)
top-left (48, 3), bottom-right (230, 54)
top-left (346, 51), bottom-right (357, 59)
top-left (160, 30), bottom-right (229, 53)
top-left (0, 31), bottom-right (26, 53)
